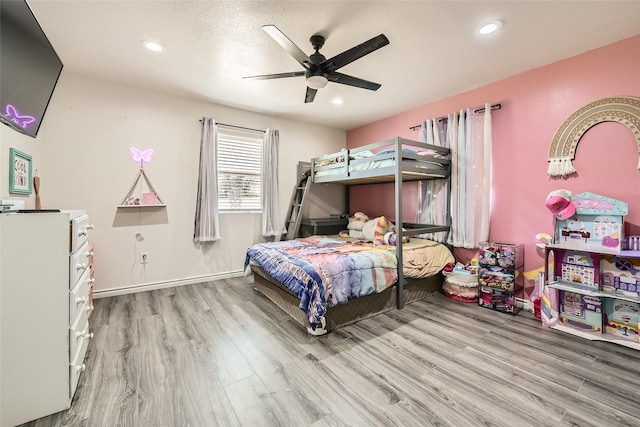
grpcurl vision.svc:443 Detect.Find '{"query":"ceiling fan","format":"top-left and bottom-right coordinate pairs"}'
top-left (243, 25), bottom-right (389, 103)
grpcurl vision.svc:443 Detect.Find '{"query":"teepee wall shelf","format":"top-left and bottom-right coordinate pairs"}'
top-left (118, 164), bottom-right (166, 208)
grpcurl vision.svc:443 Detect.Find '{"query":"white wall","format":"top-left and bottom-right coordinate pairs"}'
top-left (3, 71), bottom-right (346, 293)
top-left (1, 119), bottom-right (45, 210)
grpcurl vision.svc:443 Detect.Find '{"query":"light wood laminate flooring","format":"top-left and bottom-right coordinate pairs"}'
top-left (22, 276), bottom-right (640, 426)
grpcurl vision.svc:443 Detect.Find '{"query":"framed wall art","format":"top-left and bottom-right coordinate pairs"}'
top-left (9, 148), bottom-right (32, 194)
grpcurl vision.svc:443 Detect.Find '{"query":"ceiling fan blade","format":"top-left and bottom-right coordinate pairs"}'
top-left (328, 72), bottom-right (381, 91)
top-left (320, 34), bottom-right (389, 72)
top-left (262, 25), bottom-right (312, 69)
top-left (305, 87), bottom-right (317, 103)
top-left (242, 71), bottom-right (305, 80)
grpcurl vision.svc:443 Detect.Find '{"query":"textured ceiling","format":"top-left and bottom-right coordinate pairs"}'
top-left (28, 1), bottom-right (640, 130)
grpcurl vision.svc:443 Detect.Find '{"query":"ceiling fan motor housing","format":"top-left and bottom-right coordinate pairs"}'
top-left (309, 34), bottom-right (325, 51)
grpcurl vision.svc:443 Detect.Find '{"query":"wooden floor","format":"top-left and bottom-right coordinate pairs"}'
top-left (23, 276), bottom-right (640, 427)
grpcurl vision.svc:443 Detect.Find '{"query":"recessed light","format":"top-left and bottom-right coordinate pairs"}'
top-left (331, 97), bottom-right (344, 105)
top-left (476, 20), bottom-right (503, 36)
top-left (141, 40), bottom-right (166, 53)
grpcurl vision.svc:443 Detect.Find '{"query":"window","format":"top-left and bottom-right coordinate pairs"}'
top-left (217, 125), bottom-right (263, 212)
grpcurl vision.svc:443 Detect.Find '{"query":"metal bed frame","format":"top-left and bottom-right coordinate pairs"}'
top-left (310, 136), bottom-right (452, 308)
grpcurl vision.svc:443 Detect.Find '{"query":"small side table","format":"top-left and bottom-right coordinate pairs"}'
top-left (299, 217), bottom-right (348, 237)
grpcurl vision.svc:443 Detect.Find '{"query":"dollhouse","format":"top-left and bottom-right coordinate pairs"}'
top-left (542, 192), bottom-right (640, 349)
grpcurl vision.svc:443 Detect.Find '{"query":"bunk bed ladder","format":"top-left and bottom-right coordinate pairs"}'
top-left (280, 169), bottom-right (312, 241)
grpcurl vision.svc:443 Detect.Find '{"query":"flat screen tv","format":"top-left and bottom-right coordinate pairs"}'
top-left (0, 0), bottom-right (63, 138)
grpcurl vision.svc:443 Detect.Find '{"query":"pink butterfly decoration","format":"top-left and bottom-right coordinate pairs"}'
top-left (129, 147), bottom-right (154, 163)
top-left (5, 104), bottom-right (35, 128)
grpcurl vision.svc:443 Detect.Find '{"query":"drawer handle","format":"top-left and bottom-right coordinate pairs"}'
top-left (87, 251), bottom-right (94, 257)
top-left (75, 364), bottom-right (86, 373)
top-left (86, 304), bottom-right (94, 313)
top-left (78, 231), bottom-right (87, 237)
top-left (86, 224), bottom-right (95, 230)
top-left (89, 278), bottom-right (96, 284)
top-left (76, 263), bottom-right (87, 270)
top-left (76, 330), bottom-right (93, 340)
top-left (75, 296), bottom-right (87, 305)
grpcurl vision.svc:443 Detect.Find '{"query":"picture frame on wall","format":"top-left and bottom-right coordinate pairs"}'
top-left (9, 148), bottom-right (32, 195)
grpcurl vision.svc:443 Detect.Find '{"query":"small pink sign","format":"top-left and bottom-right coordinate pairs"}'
top-left (142, 192), bottom-right (157, 205)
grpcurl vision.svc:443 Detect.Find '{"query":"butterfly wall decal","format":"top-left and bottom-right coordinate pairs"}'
top-left (129, 147), bottom-right (154, 163)
top-left (5, 104), bottom-right (35, 128)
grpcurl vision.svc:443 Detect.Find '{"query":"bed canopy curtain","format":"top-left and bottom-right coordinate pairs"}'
top-left (262, 129), bottom-right (281, 237)
top-left (193, 117), bottom-right (221, 243)
top-left (418, 103), bottom-right (492, 248)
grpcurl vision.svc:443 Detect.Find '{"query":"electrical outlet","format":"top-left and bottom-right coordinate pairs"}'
top-left (141, 252), bottom-right (149, 264)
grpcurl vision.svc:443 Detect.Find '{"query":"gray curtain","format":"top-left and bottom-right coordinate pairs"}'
top-left (194, 117), bottom-right (220, 243)
top-left (262, 129), bottom-right (281, 237)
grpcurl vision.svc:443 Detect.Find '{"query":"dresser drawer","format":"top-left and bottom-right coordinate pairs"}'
top-left (69, 302), bottom-right (90, 364)
top-left (69, 242), bottom-right (90, 288)
top-left (69, 214), bottom-right (92, 253)
top-left (70, 267), bottom-right (92, 323)
top-left (69, 329), bottom-right (90, 398)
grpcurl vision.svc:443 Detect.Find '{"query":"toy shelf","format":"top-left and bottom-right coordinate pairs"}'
top-left (617, 250), bottom-right (640, 259)
top-left (546, 243), bottom-right (618, 255)
top-left (549, 323), bottom-right (640, 351)
top-left (548, 245), bottom-right (640, 259)
top-left (547, 280), bottom-right (640, 304)
top-left (541, 192), bottom-right (640, 350)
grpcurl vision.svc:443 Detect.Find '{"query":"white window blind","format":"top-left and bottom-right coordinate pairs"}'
top-left (217, 125), bottom-right (263, 211)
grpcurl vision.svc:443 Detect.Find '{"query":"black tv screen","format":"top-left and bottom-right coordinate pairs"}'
top-left (0, 0), bottom-right (63, 138)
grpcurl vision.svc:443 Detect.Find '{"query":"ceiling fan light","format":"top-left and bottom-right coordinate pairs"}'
top-left (306, 75), bottom-right (328, 89)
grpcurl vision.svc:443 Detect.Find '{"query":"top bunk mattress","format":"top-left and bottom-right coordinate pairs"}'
top-left (311, 137), bottom-right (451, 184)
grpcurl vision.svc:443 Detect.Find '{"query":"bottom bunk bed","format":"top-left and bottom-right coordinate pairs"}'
top-left (245, 235), bottom-right (454, 335)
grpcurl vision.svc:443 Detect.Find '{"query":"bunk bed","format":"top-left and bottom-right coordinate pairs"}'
top-left (247, 136), bottom-right (452, 334)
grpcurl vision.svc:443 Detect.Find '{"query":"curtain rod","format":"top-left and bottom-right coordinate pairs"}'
top-left (199, 119), bottom-right (266, 133)
top-left (409, 103), bottom-right (502, 131)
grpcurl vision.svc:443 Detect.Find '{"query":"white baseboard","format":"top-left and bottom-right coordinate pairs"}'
top-left (517, 297), bottom-right (534, 312)
top-left (93, 270), bottom-right (245, 299)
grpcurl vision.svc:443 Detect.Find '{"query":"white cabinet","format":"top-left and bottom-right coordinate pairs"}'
top-left (0, 211), bottom-right (92, 427)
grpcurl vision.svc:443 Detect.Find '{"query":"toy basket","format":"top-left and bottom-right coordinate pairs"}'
top-left (442, 271), bottom-right (479, 303)
top-left (442, 271), bottom-right (479, 286)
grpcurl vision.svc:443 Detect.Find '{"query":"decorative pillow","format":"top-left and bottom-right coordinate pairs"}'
top-left (349, 230), bottom-right (366, 239)
top-left (417, 149), bottom-right (446, 159)
top-left (361, 216), bottom-right (392, 244)
top-left (373, 216), bottom-right (390, 245)
top-left (347, 211), bottom-right (369, 231)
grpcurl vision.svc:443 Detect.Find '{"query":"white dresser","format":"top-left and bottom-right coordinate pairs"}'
top-left (66, 210), bottom-right (95, 399)
top-left (0, 211), bottom-right (93, 427)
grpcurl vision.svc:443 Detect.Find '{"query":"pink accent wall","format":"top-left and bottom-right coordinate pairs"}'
top-left (348, 34), bottom-right (640, 278)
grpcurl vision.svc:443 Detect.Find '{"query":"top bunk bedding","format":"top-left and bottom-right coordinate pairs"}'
top-left (311, 136), bottom-right (450, 184)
